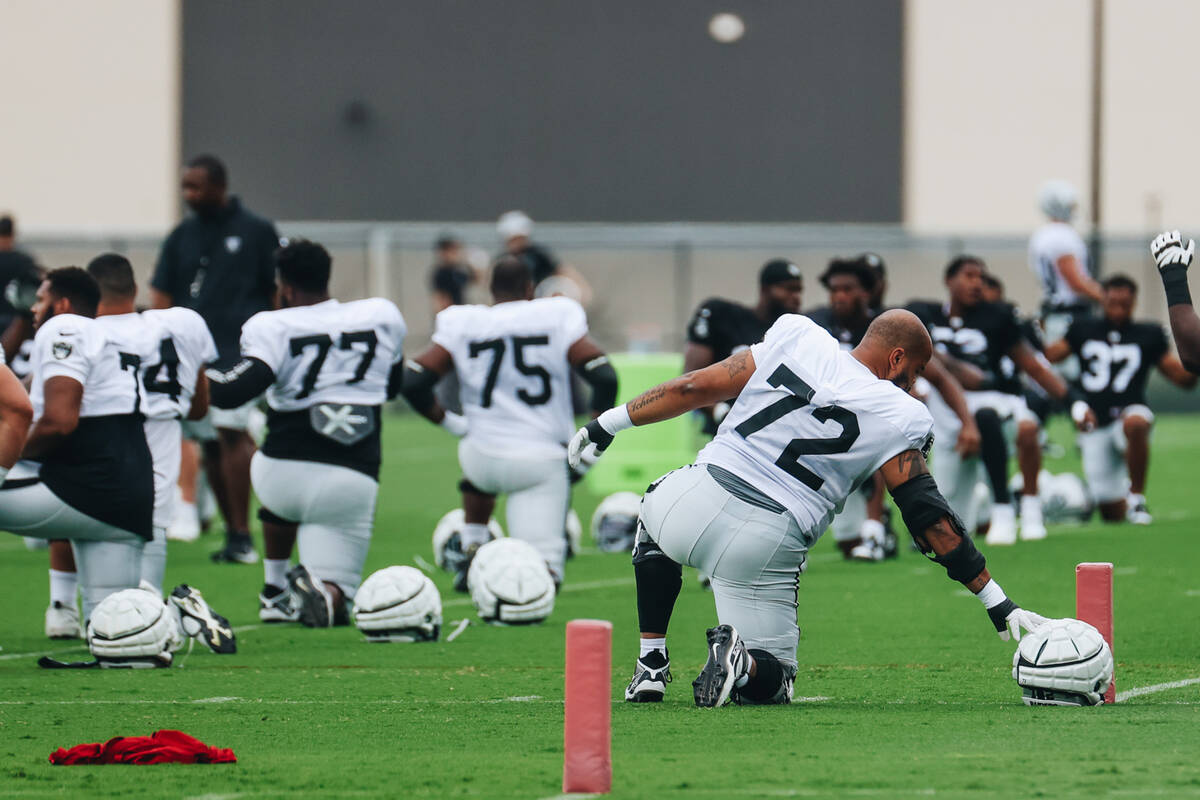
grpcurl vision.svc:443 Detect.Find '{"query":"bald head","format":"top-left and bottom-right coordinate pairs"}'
top-left (853, 309), bottom-right (933, 391)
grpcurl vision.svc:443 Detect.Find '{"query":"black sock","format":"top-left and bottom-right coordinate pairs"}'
top-left (632, 539), bottom-right (682, 635)
top-left (737, 649), bottom-right (786, 703)
top-left (975, 408), bottom-right (1011, 503)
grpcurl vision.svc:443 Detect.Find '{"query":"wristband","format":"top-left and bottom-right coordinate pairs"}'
top-left (1161, 265), bottom-right (1193, 307)
top-left (597, 404), bottom-right (634, 436)
top-left (1070, 400), bottom-right (1090, 426)
top-left (976, 579), bottom-right (1008, 609)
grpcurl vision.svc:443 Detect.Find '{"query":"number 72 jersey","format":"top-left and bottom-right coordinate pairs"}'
top-left (240, 298), bottom-right (406, 410)
top-left (698, 314), bottom-right (934, 537)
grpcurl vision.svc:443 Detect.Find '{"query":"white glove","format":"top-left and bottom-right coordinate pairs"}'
top-left (998, 607), bottom-right (1050, 642)
top-left (439, 411), bottom-right (468, 437)
top-left (1150, 229), bottom-right (1195, 270)
top-left (567, 421), bottom-right (610, 470)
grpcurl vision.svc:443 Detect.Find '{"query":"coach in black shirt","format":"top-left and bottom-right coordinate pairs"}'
top-left (151, 154), bottom-right (279, 565)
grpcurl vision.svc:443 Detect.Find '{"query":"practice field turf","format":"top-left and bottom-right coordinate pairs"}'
top-left (1, 414), bottom-right (1199, 799)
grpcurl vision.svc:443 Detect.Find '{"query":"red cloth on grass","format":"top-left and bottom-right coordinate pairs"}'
top-left (49, 729), bottom-right (236, 765)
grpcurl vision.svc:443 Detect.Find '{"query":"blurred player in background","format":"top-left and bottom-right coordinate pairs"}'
top-left (0, 215), bottom-right (40, 335)
top-left (570, 311), bottom-right (1048, 707)
top-left (497, 210), bottom-right (592, 303)
top-left (1149, 230), bottom-right (1200, 374)
top-left (430, 233), bottom-right (481, 313)
top-left (980, 273), bottom-right (1054, 426)
top-left (1030, 181), bottom-right (1102, 354)
top-left (1044, 275), bottom-right (1195, 523)
top-left (208, 240), bottom-right (406, 628)
top-left (685, 259), bottom-right (803, 436)
top-left (860, 251), bottom-right (888, 314)
top-left (402, 256), bottom-right (617, 590)
top-left (909, 256), bottom-right (1074, 545)
top-left (151, 154), bottom-right (279, 565)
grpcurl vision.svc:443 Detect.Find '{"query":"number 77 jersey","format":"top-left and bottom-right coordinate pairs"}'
top-left (698, 314), bottom-right (935, 537)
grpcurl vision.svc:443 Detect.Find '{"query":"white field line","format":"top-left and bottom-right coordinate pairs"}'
top-left (0, 644), bottom-right (87, 661)
top-left (1116, 676), bottom-right (1200, 702)
top-left (445, 618), bottom-right (470, 642)
top-left (0, 695), bottom-right (554, 707)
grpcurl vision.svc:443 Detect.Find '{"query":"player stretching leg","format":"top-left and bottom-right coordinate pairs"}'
top-left (208, 240), bottom-right (407, 627)
top-left (1045, 275), bottom-right (1195, 523)
top-left (402, 256), bottom-right (617, 590)
top-left (570, 311), bottom-right (1049, 706)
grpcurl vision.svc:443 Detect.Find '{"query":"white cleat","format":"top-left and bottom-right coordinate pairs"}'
top-left (45, 601), bottom-right (82, 640)
top-left (692, 624), bottom-right (750, 708)
top-left (166, 500), bottom-right (201, 542)
top-left (1019, 494), bottom-right (1047, 541)
top-left (1126, 495), bottom-right (1153, 525)
top-left (625, 651), bottom-right (672, 703)
top-left (986, 504), bottom-right (1017, 546)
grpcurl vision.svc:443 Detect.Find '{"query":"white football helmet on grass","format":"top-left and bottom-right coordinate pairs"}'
top-left (590, 491), bottom-right (641, 553)
top-left (432, 508), bottom-right (504, 571)
top-left (1012, 618), bottom-right (1114, 706)
top-left (354, 566), bottom-right (442, 642)
top-left (468, 538), bottom-right (556, 624)
top-left (87, 588), bottom-right (182, 668)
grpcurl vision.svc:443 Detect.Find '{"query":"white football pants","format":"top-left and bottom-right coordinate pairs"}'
top-left (251, 453), bottom-right (378, 599)
top-left (458, 437), bottom-right (570, 579)
top-left (0, 466), bottom-right (143, 619)
top-left (1078, 405), bottom-right (1153, 503)
top-left (638, 465), bottom-right (809, 675)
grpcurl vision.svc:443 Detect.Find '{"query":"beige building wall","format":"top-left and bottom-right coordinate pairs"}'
top-left (0, 0), bottom-right (179, 233)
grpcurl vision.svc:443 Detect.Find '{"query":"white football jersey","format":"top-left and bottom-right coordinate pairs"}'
top-left (93, 309), bottom-right (217, 421)
top-left (1029, 222), bottom-right (1089, 307)
top-left (433, 297), bottom-right (588, 457)
top-left (30, 313), bottom-right (145, 420)
top-left (698, 314), bottom-right (934, 535)
top-left (240, 298), bottom-right (406, 411)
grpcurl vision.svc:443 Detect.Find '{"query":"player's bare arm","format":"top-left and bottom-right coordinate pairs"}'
top-left (1009, 340), bottom-right (1066, 398)
top-left (1150, 230), bottom-right (1200, 373)
top-left (922, 356), bottom-right (980, 456)
top-left (1042, 338), bottom-right (1072, 363)
top-left (682, 341), bottom-right (722, 422)
top-left (879, 448), bottom-right (1047, 640)
top-left (187, 372), bottom-right (209, 421)
top-left (0, 364), bottom-right (32, 472)
top-left (1157, 352), bottom-right (1198, 389)
top-left (568, 349), bottom-right (755, 466)
top-left (1056, 254), bottom-right (1103, 303)
top-left (398, 343), bottom-right (466, 434)
top-left (21, 375), bottom-right (80, 460)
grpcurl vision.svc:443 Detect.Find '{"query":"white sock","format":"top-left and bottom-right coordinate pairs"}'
top-left (734, 652), bottom-right (755, 687)
top-left (264, 558), bottom-right (289, 589)
top-left (1020, 494), bottom-right (1043, 524)
top-left (639, 637), bottom-right (666, 658)
top-left (49, 569), bottom-right (77, 606)
top-left (460, 523), bottom-right (492, 550)
top-left (860, 518), bottom-right (885, 544)
top-left (1128, 493), bottom-right (1146, 505)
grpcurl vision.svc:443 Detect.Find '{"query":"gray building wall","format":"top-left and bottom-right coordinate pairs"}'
top-left (182, 0), bottom-right (902, 223)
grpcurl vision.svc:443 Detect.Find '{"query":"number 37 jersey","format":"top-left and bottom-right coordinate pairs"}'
top-left (698, 314), bottom-right (934, 536)
top-left (433, 297), bottom-right (588, 458)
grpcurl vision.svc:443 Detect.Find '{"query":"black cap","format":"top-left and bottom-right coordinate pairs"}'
top-left (857, 252), bottom-right (885, 277)
top-left (759, 258), bottom-right (802, 288)
top-left (819, 257), bottom-right (877, 292)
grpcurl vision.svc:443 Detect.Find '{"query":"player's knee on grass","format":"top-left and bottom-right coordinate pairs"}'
top-left (733, 649), bottom-right (796, 705)
top-left (632, 533), bottom-right (682, 635)
top-left (1122, 413), bottom-right (1151, 439)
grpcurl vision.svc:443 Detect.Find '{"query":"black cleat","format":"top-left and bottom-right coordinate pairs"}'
top-left (625, 650), bottom-right (672, 702)
top-left (287, 565), bottom-right (333, 628)
top-left (170, 584), bottom-right (236, 654)
top-left (210, 532), bottom-right (259, 564)
top-left (692, 624), bottom-right (749, 708)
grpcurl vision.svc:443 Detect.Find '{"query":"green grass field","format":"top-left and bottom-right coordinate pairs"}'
top-left (1, 414), bottom-right (1199, 799)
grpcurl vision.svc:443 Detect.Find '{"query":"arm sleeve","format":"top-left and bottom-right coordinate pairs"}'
top-left (206, 357), bottom-right (275, 409)
top-left (150, 229), bottom-right (178, 295)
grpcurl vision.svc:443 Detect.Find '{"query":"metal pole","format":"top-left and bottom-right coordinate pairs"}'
top-left (1089, 0), bottom-right (1105, 277)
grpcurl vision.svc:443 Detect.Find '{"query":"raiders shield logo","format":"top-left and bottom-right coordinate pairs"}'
top-left (52, 341), bottom-right (72, 360)
top-left (225, 236), bottom-right (242, 254)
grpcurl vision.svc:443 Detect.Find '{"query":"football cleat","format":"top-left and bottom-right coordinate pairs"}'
top-left (45, 601), bottom-right (82, 640)
top-left (692, 624), bottom-right (749, 708)
top-left (169, 584), bottom-right (236, 654)
top-left (1018, 495), bottom-right (1047, 541)
top-left (625, 650), bottom-right (672, 703)
top-left (1127, 496), bottom-right (1152, 526)
top-left (259, 584), bottom-right (300, 623)
top-left (287, 565), bottom-right (333, 628)
top-left (985, 504), bottom-right (1017, 546)
top-left (849, 519), bottom-right (887, 562)
top-left (210, 532), bottom-right (259, 564)
top-left (166, 499), bottom-right (201, 542)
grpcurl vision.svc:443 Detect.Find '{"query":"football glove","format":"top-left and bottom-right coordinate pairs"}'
top-left (567, 419), bottom-right (613, 471)
top-left (1150, 229), bottom-right (1195, 270)
top-left (987, 599), bottom-right (1050, 642)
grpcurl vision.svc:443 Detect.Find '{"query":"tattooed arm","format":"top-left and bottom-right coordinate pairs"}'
top-left (625, 349), bottom-right (756, 426)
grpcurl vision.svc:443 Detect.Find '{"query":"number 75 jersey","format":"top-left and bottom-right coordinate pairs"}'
top-left (240, 298), bottom-right (406, 410)
top-left (433, 297), bottom-right (588, 457)
top-left (698, 314), bottom-right (934, 536)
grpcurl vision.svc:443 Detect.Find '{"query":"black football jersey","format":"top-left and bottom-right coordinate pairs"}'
top-left (803, 306), bottom-right (872, 350)
top-left (907, 300), bottom-right (1023, 395)
top-left (686, 298), bottom-right (771, 363)
top-left (1065, 317), bottom-right (1168, 422)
